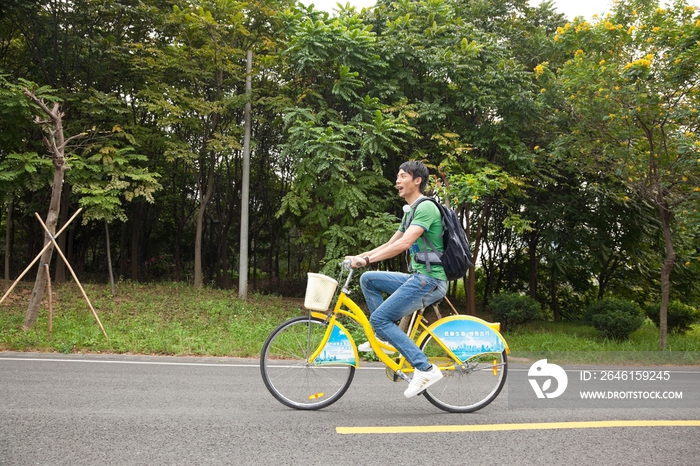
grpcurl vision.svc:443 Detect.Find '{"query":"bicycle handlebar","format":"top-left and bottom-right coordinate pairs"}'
top-left (343, 258), bottom-right (367, 268)
top-left (340, 260), bottom-right (355, 292)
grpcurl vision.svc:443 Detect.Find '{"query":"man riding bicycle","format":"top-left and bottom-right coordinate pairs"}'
top-left (346, 161), bottom-right (447, 398)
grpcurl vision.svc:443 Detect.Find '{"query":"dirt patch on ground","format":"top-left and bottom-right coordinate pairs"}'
top-left (0, 280), bottom-right (34, 310)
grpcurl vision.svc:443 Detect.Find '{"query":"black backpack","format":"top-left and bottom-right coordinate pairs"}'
top-left (403, 197), bottom-right (473, 281)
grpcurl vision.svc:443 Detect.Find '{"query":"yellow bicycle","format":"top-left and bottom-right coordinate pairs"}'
top-left (260, 261), bottom-right (509, 413)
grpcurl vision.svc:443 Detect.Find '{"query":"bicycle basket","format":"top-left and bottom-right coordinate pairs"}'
top-left (304, 273), bottom-right (339, 311)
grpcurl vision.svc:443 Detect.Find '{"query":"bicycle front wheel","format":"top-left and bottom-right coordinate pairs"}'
top-left (419, 334), bottom-right (507, 413)
top-left (260, 315), bottom-right (355, 410)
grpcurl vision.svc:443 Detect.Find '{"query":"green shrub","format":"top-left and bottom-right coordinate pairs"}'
top-left (586, 298), bottom-right (645, 340)
top-left (645, 301), bottom-right (700, 335)
top-left (487, 292), bottom-right (543, 331)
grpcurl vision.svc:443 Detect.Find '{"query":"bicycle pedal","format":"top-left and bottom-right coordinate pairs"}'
top-left (385, 367), bottom-right (402, 382)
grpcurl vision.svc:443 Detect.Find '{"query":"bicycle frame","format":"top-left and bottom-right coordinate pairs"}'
top-left (308, 290), bottom-right (415, 374)
top-left (306, 265), bottom-right (509, 378)
top-left (261, 263), bottom-right (511, 412)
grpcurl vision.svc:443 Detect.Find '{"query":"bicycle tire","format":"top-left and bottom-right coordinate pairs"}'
top-left (260, 315), bottom-right (355, 410)
top-left (419, 334), bottom-right (507, 413)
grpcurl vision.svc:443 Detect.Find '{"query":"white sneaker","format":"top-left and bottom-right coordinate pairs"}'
top-left (357, 339), bottom-right (396, 354)
top-left (404, 365), bottom-right (443, 398)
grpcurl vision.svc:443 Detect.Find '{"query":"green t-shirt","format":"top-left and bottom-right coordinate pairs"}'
top-left (399, 198), bottom-right (447, 281)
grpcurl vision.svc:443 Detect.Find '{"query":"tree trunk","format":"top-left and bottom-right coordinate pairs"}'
top-left (174, 230), bottom-right (182, 281)
top-left (130, 203), bottom-right (142, 281)
top-left (466, 201), bottom-right (488, 315)
top-left (220, 233), bottom-right (229, 288)
top-left (105, 220), bottom-right (116, 296)
top-left (194, 199), bottom-right (206, 288)
top-left (528, 230), bottom-right (538, 300)
top-left (194, 153), bottom-right (216, 289)
top-left (24, 165), bottom-right (66, 329)
top-left (4, 201), bottom-right (12, 283)
top-left (119, 221), bottom-right (128, 277)
top-left (22, 89), bottom-right (83, 330)
top-left (550, 267), bottom-right (560, 321)
top-left (54, 182), bottom-right (71, 283)
top-left (657, 196), bottom-right (674, 350)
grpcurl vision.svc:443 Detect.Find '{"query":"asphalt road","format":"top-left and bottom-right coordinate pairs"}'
top-left (1, 352), bottom-right (699, 466)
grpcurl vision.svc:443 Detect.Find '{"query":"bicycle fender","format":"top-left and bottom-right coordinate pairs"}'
top-left (418, 315), bottom-right (510, 358)
top-left (310, 312), bottom-right (359, 367)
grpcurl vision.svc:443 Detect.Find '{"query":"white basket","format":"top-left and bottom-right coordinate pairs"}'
top-left (304, 273), bottom-right (339, 311)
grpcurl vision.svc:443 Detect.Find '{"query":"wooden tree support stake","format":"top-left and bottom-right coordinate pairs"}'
top-left (0, 209), bottom-right (83, 305)
top-left (33, 213), bottom-right (108, 341)
top-left (0, 208), bottom-right (108, 340)
top-left (442, 296), bottom-right (460, 316)
top-left (45, 264), bottom-right (53, 337)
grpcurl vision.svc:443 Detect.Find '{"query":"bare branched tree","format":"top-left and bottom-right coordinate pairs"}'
top-left (22, 88), bottom-right (85, 329)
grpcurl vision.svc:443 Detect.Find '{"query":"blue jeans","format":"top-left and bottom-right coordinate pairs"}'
top-left (359, 271), bottom-right (447, 372)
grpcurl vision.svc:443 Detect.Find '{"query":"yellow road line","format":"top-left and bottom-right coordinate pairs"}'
top-left (336, 420), bottom-right (700, 434)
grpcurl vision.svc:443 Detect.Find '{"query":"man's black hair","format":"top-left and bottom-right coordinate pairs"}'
top-left (399, 161), bottom-right (429, 193)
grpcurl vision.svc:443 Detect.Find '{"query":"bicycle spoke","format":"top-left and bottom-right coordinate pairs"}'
top-left (420, 334), bottom-right (507, 413)
top-left (260, 316), bottom-right (355, 410)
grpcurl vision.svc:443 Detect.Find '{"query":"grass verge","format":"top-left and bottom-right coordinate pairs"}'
top-left (1, 281), bottom-right (699, 365)
top-left (507, 321), bottom-right (700, 365)
top-left (0, 281), bottom-right (304, 357)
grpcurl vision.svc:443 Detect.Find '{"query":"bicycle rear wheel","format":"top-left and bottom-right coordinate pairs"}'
top-left (419, 334), bottom-right (507, 413)
top-left (260, 315), bottom-right (355, 410)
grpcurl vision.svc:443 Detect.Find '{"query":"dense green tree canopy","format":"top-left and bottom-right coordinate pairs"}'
top-left (1, 0), bottom-right (699, 345)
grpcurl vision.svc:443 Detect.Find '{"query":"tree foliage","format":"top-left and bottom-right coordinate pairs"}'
top-left (539, 0), bottom-right (700, 346)
top-left (0, 0), bottom-right (698, 348)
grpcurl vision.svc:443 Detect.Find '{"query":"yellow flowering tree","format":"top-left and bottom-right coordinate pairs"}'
top-left (542, 0), bottom-right (700, 348)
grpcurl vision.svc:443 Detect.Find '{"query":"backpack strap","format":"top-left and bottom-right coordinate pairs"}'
top-left (402, 197), bottom-right (440, 273)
